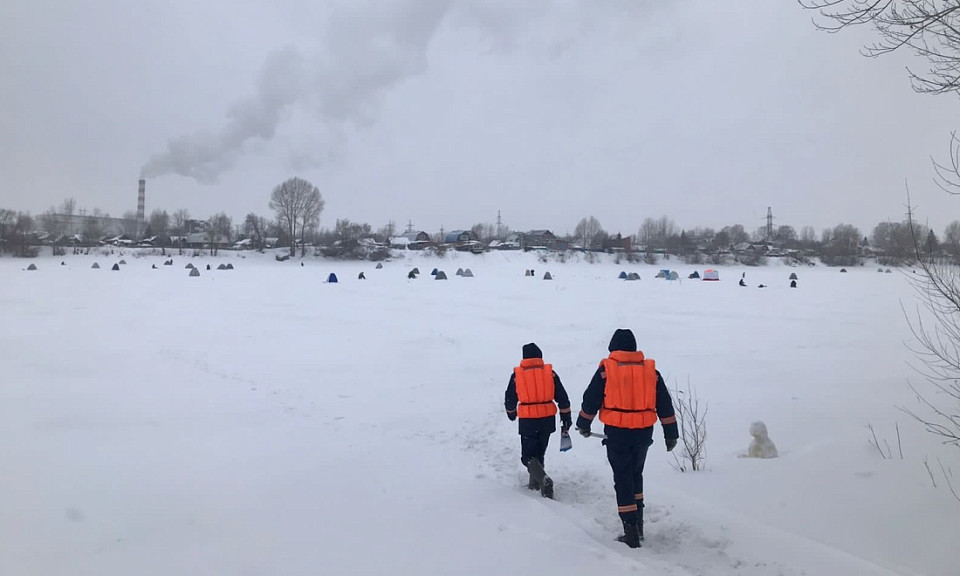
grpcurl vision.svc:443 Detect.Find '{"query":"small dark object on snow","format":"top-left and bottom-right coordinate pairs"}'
top-left (543, 271), bottom-right (552, 280)
top-left (790, 280), bottom-right (797, 288)
top-left (226, 263), bottom-right (234, 270)
top-left (91, 263), bottom-right (100, 269)
top-left (152, 264), bottom-right (157, 269)
top-left (431, 268), bottom-right (438, 276)
top-left (206, 264), bottom-right (211, 270)
top-left (185, 263), bottom-right (194, 269)
top-left (626, 272), bottom-right (640, 281)
top-left (840, 268), bottom-right (847, 273)
top-left (407, 270), bottom-right (417, 279)
top-left (885, 269), bottom-right (892, 273)
top-left (164, 260), bottom-right (173, 266)
top-left (689, 271), bottom-right (700, 279)
top-left (456, 267), bottom-right (464, 276)
top-left (119, 260), bottom-right (126, 265)
top-left (463, 268), bottom-right (474, 277)
top-left (61, 261), bottom-right (65, 266)
top-left (217, 264), bottom-right (227, 270)
top-left (435, 271), bottom-right (448, 280)
top-left (189, 268), bottom-right (200, 277)
top-left (739, 279), bottom-right (746, 287)
top-left (327, 273), bottom-right (338, 283)
top-left (27, 263), bottom-right (37, 271)
top-left (111, 263), bottom-right (120, 271)
top-left (758, 284), bottom-right (766, 288)
top-left (789, 272), bottom-right (798, 280)
top-left (358, 272), bottom-right (366, 280)
top-left (375, 263), bottom-right (383, 269)
top-left (411, 267), bottom-right (420, 274)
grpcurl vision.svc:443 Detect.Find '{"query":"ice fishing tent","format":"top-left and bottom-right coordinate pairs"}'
top-left (407, 270), bottom-right (417, 279)
top-left (226, 263), bottom-right (234, 270)
top-left (91, 263), bottom-right (100, 269)
top-left (626, 272), bottom-right (640, 281)
top-left (189, 268), bottom-right (200, 277)
top-left (327, 273), bottom-right (338, 283)
top-left (119, 260), bottom-right (126, 265)
top-left (111, 263), bottom-right (120, 271)
top-left (840, 268), bottom-right (847, 273)
top-left (411, 267), bottom-right (420, 275)
top-left (431, 268), bottom-right (439, 276)
top-left (655, 270), bottom-right (668, 278)
top-left (667, 271), bottom-right (679, 281)
top-left (456, 268), bottom-right (464, 276)
top-left (185, 263), bottom-right (195, 269)
top-left (789, 272), bottom-right (798, 280)
top-left (26, 264), bottom-right (37, 271)
top-left (376, 263), bottom-right (383, 269)
top-left (885, 269), bottom-right (892, 273)
top-left (164, 260), bottom-right (172, 266)
top-left (688, 271), bottom-right (700, 279)
top-left (618, 271), bottom-right (628, 279)
top-left (435, 271), bottom-right (448, 280)
top-left (702, 269), bottom-right (719, 281)
top-left (463, 269), bottom-right (474, 277)
top-left (217, 264), bottom-right (228, 270)
top-left (543, 271), bottom-right (553, 280)
top-left (878, 268), bottom-right (884, 273)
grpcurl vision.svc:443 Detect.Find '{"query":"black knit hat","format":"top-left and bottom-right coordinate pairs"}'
top-left (522, 343), bottom-right (543, 359)
top-left (608, 329), bottom-right (637, 352)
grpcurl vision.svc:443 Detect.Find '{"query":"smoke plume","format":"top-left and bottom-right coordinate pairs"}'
top-left (141, 0), bottom-right (455, 184)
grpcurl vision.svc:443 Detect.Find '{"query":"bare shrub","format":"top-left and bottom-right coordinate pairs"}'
top-left (670, 379), bottom-right (707, 472)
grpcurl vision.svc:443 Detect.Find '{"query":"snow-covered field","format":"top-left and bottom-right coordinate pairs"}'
top-left (1, 250), bottom-right (957, 575)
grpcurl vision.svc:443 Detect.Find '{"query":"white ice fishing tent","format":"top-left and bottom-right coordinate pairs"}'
top-left (702, 269), bottom-right (720, 281)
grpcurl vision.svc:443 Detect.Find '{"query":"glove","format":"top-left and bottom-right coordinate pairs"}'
top-left (665, 438), bottom-right (678, 452)
top-left (561, 416), bottom-right (572, 433)
top-left (506, 411), bottom-right (516, 421)
top-left (577, 427), bottom-right (591, 438)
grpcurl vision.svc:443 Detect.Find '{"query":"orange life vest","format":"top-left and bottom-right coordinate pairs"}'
top-left (514, 359), bottom-right (558, 419)
top-left (599, 350), bottom-right (657, 429)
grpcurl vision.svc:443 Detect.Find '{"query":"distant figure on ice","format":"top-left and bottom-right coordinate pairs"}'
top-left (358, 272), bottom-right (366, 280)
top-left (739, 278), bottom-right (747, 287)
top-left (744, 421), bottom-right (778, 458)
top-left (504, 343), bottom-right (572, 500)
top-left (790, 280), bottom-right (797, 288)
top-left (577, 329), bottom-right (678, 548)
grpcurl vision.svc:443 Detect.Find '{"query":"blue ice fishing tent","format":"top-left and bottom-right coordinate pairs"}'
top-left (431, 268), bottom-right (439, 276)
top-left (666, 271), bottom-right (679, 281)
top-left (327, 273), bottom-right (338, 283)
top-left (618, 271), bottom-right (628, 279)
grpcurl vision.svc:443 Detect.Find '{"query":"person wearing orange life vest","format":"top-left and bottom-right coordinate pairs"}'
top-left (504, 343), bottom-right (572, 499)
top-left (576, 329), bottom-right (679, 548)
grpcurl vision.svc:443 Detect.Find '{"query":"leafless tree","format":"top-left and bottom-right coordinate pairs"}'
top-left (172, 209), bottom-right (189, 255)
top-left (206, 212), bottom-right (232, 256)
top-left (574, 216), bottom-right (605, 249)
top-left (60, 197), bottom-right (77, 217)
top-left (801, 1), bottom-right (960, 189)
top-left (0, 208), bottom-right (15, 255)
top-left (269, 177), bottom-right (325, 257)
top-left (149, 209), bottom-right (170, 255)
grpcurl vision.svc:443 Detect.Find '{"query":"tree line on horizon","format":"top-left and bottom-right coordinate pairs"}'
top-left (1, 177), bottom-right (957, 266)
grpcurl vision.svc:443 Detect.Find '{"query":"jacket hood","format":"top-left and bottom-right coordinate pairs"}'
top-left (522, 343), bottom-right (543, 359)
top-left (608, 329), bottom-right (637, 352)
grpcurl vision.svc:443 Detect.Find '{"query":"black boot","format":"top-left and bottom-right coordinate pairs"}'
top-left (638, 501), bottom-right (645, 541)
top-left (526, 458), bottom-right (553, 499)
top-left (617, 521), bottom-right (641, 548)
top-left (527, 474), bottom-right (540, 491)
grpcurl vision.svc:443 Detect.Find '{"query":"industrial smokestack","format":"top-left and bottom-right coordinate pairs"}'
top-left (137, 179), bottom-right (146, 239)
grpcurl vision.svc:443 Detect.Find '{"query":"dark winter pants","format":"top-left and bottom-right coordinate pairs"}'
top-left (605, 439), bottom-right (651, 524)
top-left (520, 430), bottom-right (551, 467)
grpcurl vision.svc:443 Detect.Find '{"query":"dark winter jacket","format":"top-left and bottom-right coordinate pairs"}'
top-left (505, 342), bottom-right (572, 436)
top-left (576, 329), bottom-right (679, 446)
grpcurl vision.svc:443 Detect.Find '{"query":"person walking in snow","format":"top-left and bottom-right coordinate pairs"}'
top-left (504, 343), bottom-right (572, 499)
top-left (576, 329), bottom-right (679, 548)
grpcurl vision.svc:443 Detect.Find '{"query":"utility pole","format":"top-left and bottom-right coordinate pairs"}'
top-left (766, 207), bottom-right (774, 242)
top-left (497, 210), bottom-right (502, 241)
top-left (406, 219), bottom-right (414, 234)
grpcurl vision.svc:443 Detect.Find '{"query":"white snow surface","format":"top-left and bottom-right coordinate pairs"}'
top-left (1, 250), bottom-right (957, 576)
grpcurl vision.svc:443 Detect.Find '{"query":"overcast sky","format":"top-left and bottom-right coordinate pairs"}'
top-left (2, 0), bottom-right (958, 238)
